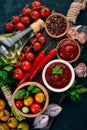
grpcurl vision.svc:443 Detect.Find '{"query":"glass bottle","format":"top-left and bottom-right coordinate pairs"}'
top-left (0, 19), bottom-right (45, 63)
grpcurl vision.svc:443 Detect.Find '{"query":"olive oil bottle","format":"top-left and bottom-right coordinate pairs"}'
top-left (0, 19), bottom-right (45, 63)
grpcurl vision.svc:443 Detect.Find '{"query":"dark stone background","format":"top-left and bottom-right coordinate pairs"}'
top-left (0, 0), bottom-right (87, 130)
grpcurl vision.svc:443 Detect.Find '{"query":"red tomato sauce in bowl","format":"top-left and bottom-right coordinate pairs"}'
top-left (57, 38), bottom-right (80, 63)
top-left (45, 62), bottom-right (71, 89)
top-left (42, 59), bottom-right (75, 92)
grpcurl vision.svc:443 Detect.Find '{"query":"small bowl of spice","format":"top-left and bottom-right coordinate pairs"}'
top-left (42, 59), bottom-right (75, 92)
top-left (56, 38), bottom-right (80, 63)
top-left (45, 13), bottom-right (69, 38)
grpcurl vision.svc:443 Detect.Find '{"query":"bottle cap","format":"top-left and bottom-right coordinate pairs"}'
top-left (30, 19), bottom-right (45, 34)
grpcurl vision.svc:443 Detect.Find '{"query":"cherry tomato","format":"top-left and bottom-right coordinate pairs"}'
top-left (35, 92), bottom-right (45, 103)
top-left (21, 60), bottom-right (31, 71)
top-left (40, 7), bottom-right (51, 18)
top-left (30, 11), bottom-right (40, 20)
top-left (36, 32), bottom-right (43, 39)
top-left (15, 61), bottom-right (21, 68)
top-left (22, 7), bottom-right (31, 16)
top-left (23, 46), bottom-right (31, 53)
top-left (24, 96), bottom-right (34, 106)
top-left (30, 102), bottom-right (41, 114)
top-left (5, 22), bottom-right (14, 31)
top-left (25, 52), bottom-right (35, 62)
top-left (31, 1), bottom-right (42, 10)
top-left (33, 41), bottom-right (42, 51)
top-left (30, 37), bottom-right (38, 45)
top-left (39, 36), bottom-right (46, 44)
top-left (13, 68), bottom-right (24, 79)
top-left (12, 16), bottom-right (21, 25)
top-left (22, 106), bottom-right (29, 113)
top-left (0, 99), bottom-right (6, 111)
top-left (16, 22), bottom-right (25, 31)
top-left (18, 52), bottom-right (25, 61)
top-left (15, 99), bottom-right (23, 108)
top-left (21, 16), bottom-right (31, 26)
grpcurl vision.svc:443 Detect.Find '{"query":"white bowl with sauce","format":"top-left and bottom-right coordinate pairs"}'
top-left (42, 59), bottom-right (75, 92)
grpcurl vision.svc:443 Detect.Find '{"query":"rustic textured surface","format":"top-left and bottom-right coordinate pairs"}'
top-left (0, 0), bottom-right (87, 130)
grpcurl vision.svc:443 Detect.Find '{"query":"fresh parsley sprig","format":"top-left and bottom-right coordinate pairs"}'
top-left (52, 65), bottom-right (63, 74)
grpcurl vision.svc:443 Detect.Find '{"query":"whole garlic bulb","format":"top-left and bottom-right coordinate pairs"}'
top-left (76, 32), bottom-right (87, 44)
top-left (74, 63), bottom-right (87, 78)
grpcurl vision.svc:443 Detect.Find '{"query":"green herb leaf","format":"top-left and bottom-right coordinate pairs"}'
top-left (3, 66), bottom-right (13, 71)
top-left (15, 89), bottom-right (26, 99)
top-left (62, 80), bottom-right (87, 102)
top-left (52, 65), bottom-right (63, 74)
top-left (76, 88), bottom-right (87, 94)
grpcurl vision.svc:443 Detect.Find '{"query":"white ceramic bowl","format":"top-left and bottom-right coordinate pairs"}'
top-left (42, 59), bottom-right (75, 92)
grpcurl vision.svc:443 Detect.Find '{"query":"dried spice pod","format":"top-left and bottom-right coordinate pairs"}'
top-left (44, 103), bottom-right (62, 117)
top-left (33, 114), bottom-right (49, 129)
top-left (74, 63), bottom-right (87, 78)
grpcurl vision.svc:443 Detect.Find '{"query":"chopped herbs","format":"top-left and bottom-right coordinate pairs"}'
top-left (52, 65), bottom-right (63, 74)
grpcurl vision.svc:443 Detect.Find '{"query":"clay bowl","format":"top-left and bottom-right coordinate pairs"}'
top-left (12, 82), bottom-right (49, 118)
top-left (42, 59), bottom-right (75, 92)
top-left (56, 38), bottom-right (81, 63)
top-left (45, 13), bottom-right (69, 38)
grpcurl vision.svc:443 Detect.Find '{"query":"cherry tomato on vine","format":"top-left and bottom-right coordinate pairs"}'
top-left (22, 7), bottom-right (31, 16)
top-left (31, 1), bottom-right (42, 10)
top-left (39, 36), bottom-right (46, 44)
top-left (16, 22), bottom-right (25, 31)
top-left (30, 37), bottom-right (38, 45)
top-left (15, 61), bottom-right (21, 68)
top-left (21, 60), bottom-right (31, 71)
top-left (23, 46), bottom-right (31, 53)
top-left (18, 52), bottom-right (25, 61)
top-left (25, 52), bottom-right (35, 62)
top-left (12, 16), bottom-right (21, 25)
top-left (5, 22), bottom-right (14, 31)
top-left (13, 68), bottom-right (24, 79)
top-left (36, 32), bottom-right (43, 39)
top-left (40, 7), bottom-right (51, 18)
top-left (15, 99), bottom-right (23, 108)
top-left (30, 11), bottom-right (40, 20)
top-left (30, 102), bottom-right (41, 114)
top-left (35, 92), bottom-right (45, 103)
top-left (21, 16), bottom-right (31, 26)
top-left (33, 41), bottom-right (42, 51)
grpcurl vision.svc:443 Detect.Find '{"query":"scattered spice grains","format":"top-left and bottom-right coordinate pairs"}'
top-left (46, 15), bottom-right (67, 36)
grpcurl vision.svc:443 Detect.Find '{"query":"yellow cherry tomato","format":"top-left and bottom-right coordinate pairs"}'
top-left (0, 123), bottom-right (10, 130)
top-left (8, 117), bottom-right (19, 128)
top-left (0, 99), bottom-right (6, 110)
top-left (35, 92), bottom-right (45, 103)
top-left (0, 109), bottom-right (10, 121)
top-left (24, 96), bottom-right (34, 106)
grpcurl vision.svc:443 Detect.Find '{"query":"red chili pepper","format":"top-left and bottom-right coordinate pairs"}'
top-left (29, 48), bottom-right (57, 81)
top-left (17, 47), bottom-right (48, 87)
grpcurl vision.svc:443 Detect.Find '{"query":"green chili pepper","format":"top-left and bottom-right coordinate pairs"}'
top-left (14, 89), bottom-right (26, 99)
top-left (27, 84), bottom-right (35, 92)
top-left (31, 87), bottom-right (42, 93)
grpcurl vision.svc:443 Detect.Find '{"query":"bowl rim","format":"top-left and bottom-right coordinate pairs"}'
top-left (12, 82), bottom-right (49, 118)
top-left (42, 59), bottom-right (75, 92)
top-left (56, 38), bottom-right (81, 63)
top-left (45, 13), bottom-right (69, 38)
